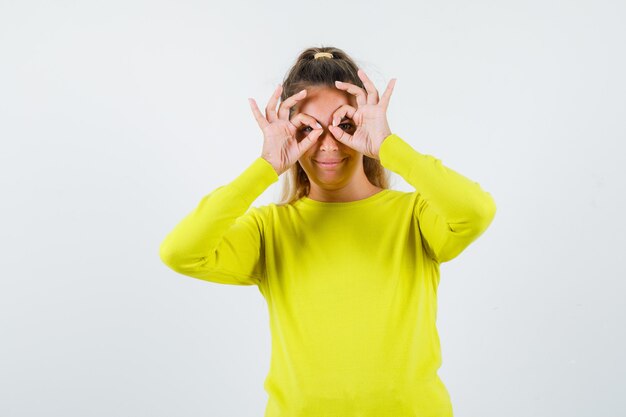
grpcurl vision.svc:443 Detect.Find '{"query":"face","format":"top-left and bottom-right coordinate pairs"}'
top-left (292, 86), bottom-right (372, 198)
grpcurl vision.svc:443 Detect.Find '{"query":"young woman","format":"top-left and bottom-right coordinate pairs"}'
top-left (159, 46), bottom-right (497, 417)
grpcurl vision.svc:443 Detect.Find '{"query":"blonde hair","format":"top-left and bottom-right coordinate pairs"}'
top-left (275, 46), bottom-right (391, 206)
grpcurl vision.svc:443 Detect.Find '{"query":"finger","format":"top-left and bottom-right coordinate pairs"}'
top-left (292, 115), bottom-right (323, 145)
top-left (378, 78), bottom-right (397, 112)
top-left (248, 98), bottom-right (269, 130)
top-left (330, 104), bottom-right (357, 127)
top-left (357, 68), bottom-right (380, 105)
top-left (265, 84), bottom-right (283, 123)
top-left (278, 88), bottom-right (308, 121)
top-left (328, 123), bottom-right (353, 146)
top-left (296, 129), bottom-right (323, 157)
top-left (290, 113), bottom-right (323, 132)
top-left (335, 80), bottom-right (367, 107)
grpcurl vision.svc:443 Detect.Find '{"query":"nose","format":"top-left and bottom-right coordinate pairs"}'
top-left (317, 126), bottom-right (340, 150)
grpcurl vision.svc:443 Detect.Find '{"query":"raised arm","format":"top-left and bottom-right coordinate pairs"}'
top-left (378, 133), bottom-right (497, 263)
top-left (159, 80), bottom-right (346, 284)
top-left (159, 157), bottom-right (279, 286)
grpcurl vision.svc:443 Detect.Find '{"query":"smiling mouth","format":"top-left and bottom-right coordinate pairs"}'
top-left (315, 158), bottom-right (347, 166)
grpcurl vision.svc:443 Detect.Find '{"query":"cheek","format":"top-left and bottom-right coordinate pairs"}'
top-left (299, 157), bottom-right (313, 171)
top-left (298, 153), bottom-right (313, 168)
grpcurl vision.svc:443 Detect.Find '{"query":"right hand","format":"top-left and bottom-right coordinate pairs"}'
top-left (248, 84), bottom-right (323, 176)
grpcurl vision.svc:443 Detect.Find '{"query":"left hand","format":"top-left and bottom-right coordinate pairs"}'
top-left (329, 68), bottom-right (397, 160)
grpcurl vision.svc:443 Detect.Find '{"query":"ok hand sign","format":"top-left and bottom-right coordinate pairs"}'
top-left (329, 69), bottom-right (397, 160)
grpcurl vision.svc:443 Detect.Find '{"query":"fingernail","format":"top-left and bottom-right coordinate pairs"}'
top-left (335, 81), bottom-right (341, 85)
top-left (299, 89), bottom-right (306, 94)
top-left (316, 122), bottom-right (322, 128)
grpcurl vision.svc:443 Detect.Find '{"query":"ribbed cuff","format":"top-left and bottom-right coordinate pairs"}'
top-left (228, 156), bottom-right (280, 206)
top-left (378, 133), bottom-right (419, 176)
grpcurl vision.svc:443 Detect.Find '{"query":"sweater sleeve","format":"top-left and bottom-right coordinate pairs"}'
top-left (159, 156), bottom-right (279, 286)
top-left (378, 133), bottom-right (497, 263)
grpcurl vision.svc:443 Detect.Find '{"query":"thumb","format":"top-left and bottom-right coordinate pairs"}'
top-left (296, 129), bottom-right (322, 158)
top-left (328, 125), bottom-right (351, 144)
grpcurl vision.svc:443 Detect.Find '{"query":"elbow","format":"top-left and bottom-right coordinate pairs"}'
top-left (481, 192), bottom-right (497, 228)
top-left (159, 241), bottom-right (214, 275)
top-left (435, 195), bottom-right (497, 264)
top-left (159, 240), bottom-right (179, 269)
top-left (469, 192), bottom-right (497, 237)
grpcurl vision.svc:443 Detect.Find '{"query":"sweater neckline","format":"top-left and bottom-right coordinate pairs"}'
top-left (295, 189), bottom-right (392, 209)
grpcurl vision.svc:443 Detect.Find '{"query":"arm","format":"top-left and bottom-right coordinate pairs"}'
top-left (378, 133), bottom-right (497, 263)
top-left (159, 156), bottom-right (279, 285)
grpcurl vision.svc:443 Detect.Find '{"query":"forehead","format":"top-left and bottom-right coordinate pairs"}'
top-left (292, 87), bottom-right (356, 118)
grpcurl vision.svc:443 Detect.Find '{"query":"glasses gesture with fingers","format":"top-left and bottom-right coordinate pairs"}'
top-left (330, 69), bottom-right (397, 160)
top-left (248, 68), bottom-right (396, 176)
top-left (248, 86), bottom-right (323, 176)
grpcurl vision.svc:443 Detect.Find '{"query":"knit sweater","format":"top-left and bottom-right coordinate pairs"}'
top-left (159, 133), bottom-right (497, 416)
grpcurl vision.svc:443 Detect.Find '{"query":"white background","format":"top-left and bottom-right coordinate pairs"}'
top-left (1, 0), bottom-right (624, 416)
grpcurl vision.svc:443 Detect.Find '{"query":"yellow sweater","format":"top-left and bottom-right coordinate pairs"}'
top-left (159, 133), bottom-right (497, 417)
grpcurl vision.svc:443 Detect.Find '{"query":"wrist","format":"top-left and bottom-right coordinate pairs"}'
top-left (260, 156), bottom-right (281, 176)
top-left (372, 131), bottom-right (393, 160)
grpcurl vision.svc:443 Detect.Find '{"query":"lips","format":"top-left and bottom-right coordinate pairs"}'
top-left (315, 158), bottom-right (346, 164)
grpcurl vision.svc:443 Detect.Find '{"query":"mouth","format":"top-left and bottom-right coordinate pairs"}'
top-left (314, 158), bottom-right (347, 167)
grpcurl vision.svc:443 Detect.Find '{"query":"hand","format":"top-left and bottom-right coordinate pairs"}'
top-left (248, 85), bottom-right (324, 176)
top-left (330, 69), bottom-right (397, 160)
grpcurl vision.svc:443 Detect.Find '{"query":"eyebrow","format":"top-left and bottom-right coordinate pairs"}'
top-left (327, 116), bottom-right (351, 123)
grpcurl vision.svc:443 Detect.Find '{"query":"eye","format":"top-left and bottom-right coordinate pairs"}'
top-left (300, 122), bottom-right (354, 134)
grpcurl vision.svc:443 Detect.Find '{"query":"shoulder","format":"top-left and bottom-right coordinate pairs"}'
top-left (379, 189), bottom-right (417, 206)
top-left (243, 202), bottom-right (281, 225)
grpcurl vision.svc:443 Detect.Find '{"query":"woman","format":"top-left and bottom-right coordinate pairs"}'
top-left (159, 46), bottom-right (497, 417)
